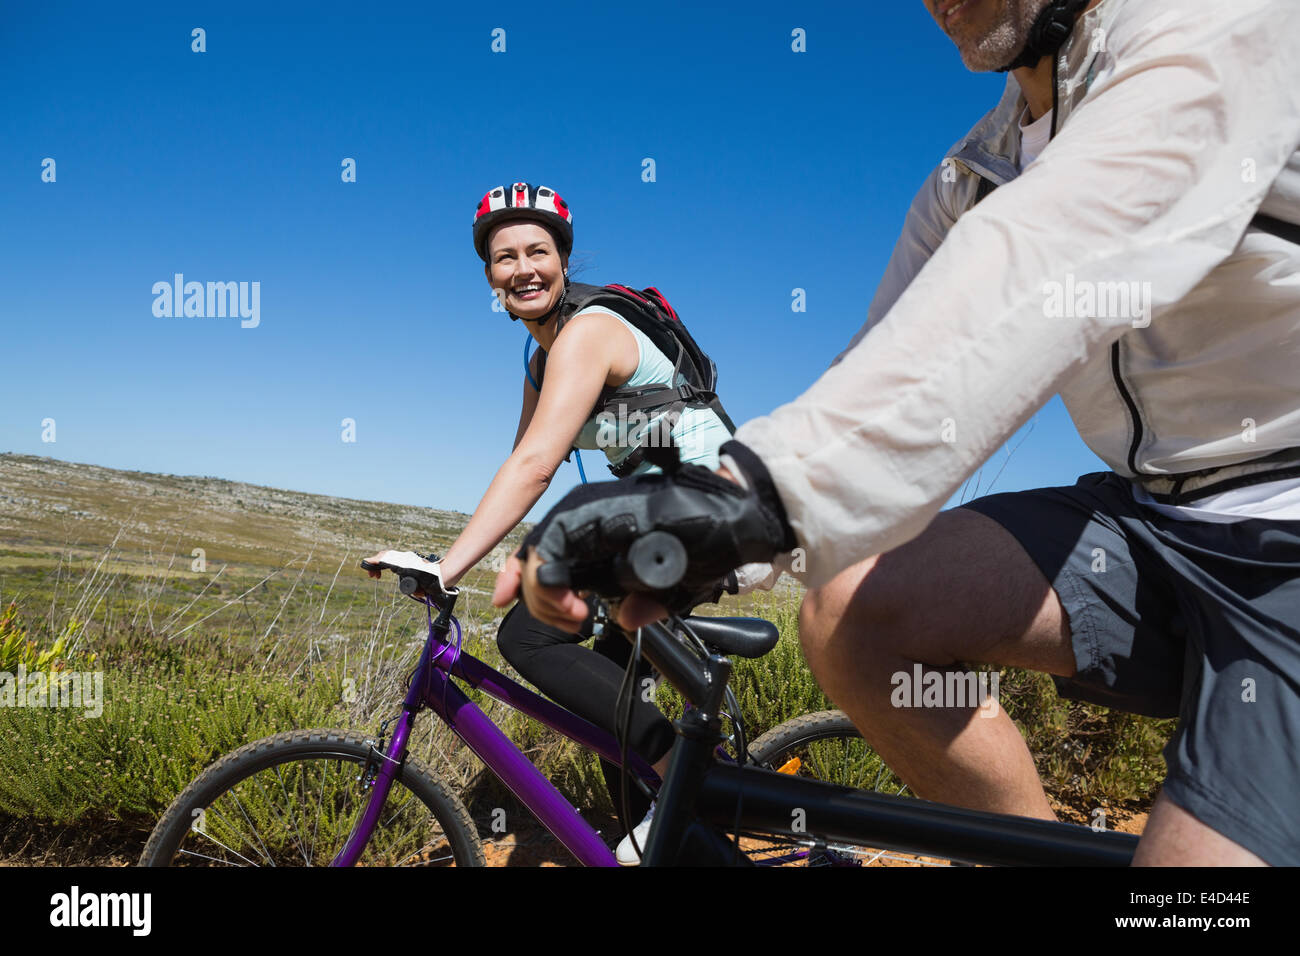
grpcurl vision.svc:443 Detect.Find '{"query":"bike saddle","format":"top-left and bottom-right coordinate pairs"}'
top-left (680, 616), bottom-right (779, 659)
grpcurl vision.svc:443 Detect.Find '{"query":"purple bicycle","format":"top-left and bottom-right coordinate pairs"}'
top-left (138, 550), bottom-right (874, 867)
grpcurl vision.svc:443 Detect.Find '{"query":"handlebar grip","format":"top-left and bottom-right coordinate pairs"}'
top-left (617, 531), bottom-right (687, 592)
top-left (534, 531), bottom-right (689, 596)
top-left (536, 562), bottom-right (572, 588)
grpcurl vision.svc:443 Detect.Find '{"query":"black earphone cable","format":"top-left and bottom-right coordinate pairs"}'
top-left (1050, 47), bottom-right (1061, 141)
top-left (614, 624), bottom-right (644, 861)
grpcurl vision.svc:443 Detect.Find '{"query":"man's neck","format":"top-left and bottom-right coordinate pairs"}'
top-left (1010, 0), bottom-right (1103, 122)
top-left (1013, 57), bottom-right (1057, 122)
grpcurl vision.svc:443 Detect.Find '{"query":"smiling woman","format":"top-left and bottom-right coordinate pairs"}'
top-left (364, 180), bottom-right (737, 864)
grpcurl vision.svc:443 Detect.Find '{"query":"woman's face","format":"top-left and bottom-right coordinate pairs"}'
top-left (484, 221), bottom-right (567, 321)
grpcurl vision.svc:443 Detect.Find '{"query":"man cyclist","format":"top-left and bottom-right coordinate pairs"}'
top-left (495, 0), bottom-right (1300, 866)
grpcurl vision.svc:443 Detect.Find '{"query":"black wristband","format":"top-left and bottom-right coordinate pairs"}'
top-left (719, 440), bottom-right (798, 553)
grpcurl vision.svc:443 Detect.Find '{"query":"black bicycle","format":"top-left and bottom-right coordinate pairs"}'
top-left (541, 530), bottom-right (1139, 867)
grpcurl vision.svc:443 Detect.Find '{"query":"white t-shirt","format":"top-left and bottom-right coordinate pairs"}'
top-left (1019, 105), bottom-right (1300, 522)
top-left (1018, 105), bottom-right (1053, 168)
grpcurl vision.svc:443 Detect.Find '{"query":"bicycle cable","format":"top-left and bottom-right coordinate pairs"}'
top-left (421, 597), bottom-right (463, 719)
top-left (614, 622), bottom-right (643, 860)
top-left (676, 618), bottom-right (750, 764)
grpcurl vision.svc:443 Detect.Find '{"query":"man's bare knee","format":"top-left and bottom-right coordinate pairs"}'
top-left (1134, 791), bottom-right (1268, 866)
top-left (799, 555), bottom-right (889, 671)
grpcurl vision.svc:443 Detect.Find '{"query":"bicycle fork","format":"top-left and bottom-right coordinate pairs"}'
top-left (329, 601), bottom-right (457, 867)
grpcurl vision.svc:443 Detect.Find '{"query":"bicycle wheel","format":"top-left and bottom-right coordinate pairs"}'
top-left (139, 728), bottom-right (485, 867)
top-left (742, 710), bottom-right (959, 866)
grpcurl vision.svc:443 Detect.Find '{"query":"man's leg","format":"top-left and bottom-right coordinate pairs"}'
top-left (1133, 792), bottom-right (1268, 866)
top-left (799, 508), bottom-right (1077, 820)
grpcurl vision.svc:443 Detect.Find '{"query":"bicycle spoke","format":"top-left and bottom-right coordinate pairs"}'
top-left (177, 846), bottom-right (253, 866)
top-left (250, 768), bottom-right (310, 865)
top-left (310, 759), bottom-right (329, 865)
top-left (142, 730), bottom-right (481, 868)
top-left (392, 839), bottom-right (455, 867)
top-left (226, 789), bottom-right (277, 866)
top-left (190, 805), bottom-right (264, 867)
top-left (382, 816), bottom-right (442, 865)
top-left (272, 764), bottom-right (313, 865)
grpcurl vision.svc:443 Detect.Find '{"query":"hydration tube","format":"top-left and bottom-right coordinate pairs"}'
top-left (523, 334), bottom-right (539, 390)
top-left (524, 333), bottom-right (588, 484)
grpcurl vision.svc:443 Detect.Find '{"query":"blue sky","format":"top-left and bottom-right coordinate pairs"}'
top-left (1, 1), bottom-right (1106, 526)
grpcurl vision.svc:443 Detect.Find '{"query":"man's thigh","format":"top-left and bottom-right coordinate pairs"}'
top-left (960, 472), bottom-right (1300, 862)
top-left (805, 506), bottom-right (1077, 678)
top-left (959, 473), bottom-right (1187, 718)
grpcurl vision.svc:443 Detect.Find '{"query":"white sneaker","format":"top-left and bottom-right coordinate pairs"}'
top-left (615, 802), bottom-right (655, 866)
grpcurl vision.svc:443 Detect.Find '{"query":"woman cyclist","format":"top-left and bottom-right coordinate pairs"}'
top-left (366, 182), bottom-right (735, 863)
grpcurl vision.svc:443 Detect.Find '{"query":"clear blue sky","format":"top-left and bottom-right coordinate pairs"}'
top-left (1, 1), bottom-right (1106, 524)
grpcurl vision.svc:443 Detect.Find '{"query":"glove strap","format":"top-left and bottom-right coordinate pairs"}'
top-left (719, 440), bottom-right (798, 552)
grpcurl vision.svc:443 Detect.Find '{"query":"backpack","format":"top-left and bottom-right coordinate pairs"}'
top-left (533, 282), bottom-right (737, 478)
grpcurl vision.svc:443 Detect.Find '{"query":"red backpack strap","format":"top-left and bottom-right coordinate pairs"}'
top-left (603, 283), bottom-right (651, 307)
top-left (641, 287), bottom-right (679, 322)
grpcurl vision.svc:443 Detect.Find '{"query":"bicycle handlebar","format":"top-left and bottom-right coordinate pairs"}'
top-left (535, 530), bottom-right (689, 596)
top-left (531, 530), bottom-right (729, 708)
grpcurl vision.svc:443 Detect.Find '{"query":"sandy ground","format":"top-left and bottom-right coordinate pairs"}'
top-left (0, 802), bottom-right (1149, 867)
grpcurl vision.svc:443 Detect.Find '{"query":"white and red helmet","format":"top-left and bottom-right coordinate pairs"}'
top-left (473, 182), bottom-right (574, 261)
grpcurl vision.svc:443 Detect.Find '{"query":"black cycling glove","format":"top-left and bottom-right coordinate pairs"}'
top-left (518, 440), bottom-right (796, 601)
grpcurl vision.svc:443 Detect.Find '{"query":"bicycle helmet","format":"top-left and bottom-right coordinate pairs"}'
top-left (473, 182), bottom-right (574, 262)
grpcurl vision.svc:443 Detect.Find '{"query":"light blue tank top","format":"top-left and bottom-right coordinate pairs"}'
top-left (569, 306), bottom-right (732, 475)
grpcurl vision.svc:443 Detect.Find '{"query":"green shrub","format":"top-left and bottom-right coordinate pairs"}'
top-left (0, 661), bottom-right (347, 824)
top-left (0, 603), bottom-right (88, 673)
top-left (0, 586), bottom-right (1173, 832)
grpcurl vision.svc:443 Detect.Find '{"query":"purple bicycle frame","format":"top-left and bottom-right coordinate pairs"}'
top-left (332, 609), bottom-right (659, 867)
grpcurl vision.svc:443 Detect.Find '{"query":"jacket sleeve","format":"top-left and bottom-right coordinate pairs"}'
top-left (734, 0), bottom-right (1300, 588)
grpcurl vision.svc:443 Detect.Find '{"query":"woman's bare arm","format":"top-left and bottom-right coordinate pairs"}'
top-left (436, 314), bottom-right (637, 586)
top-left (512, 349), bottom-right (543, 451)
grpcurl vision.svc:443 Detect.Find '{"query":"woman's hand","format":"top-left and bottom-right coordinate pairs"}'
top-left (492, 551), bottom-right (591, 630)
top-left (363, 550), bottom-right (387, 581)
top-left (491, 448), bottom-right (791, 630)
top-left (492, 549), bottom-right (672, 632)
top-left (362, 549), bottom-right (453, 600)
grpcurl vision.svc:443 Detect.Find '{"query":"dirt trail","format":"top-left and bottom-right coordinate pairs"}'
top-left (0, 803), bottom-right (1150, 867)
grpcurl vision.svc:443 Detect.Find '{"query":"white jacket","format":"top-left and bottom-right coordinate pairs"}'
top-left (734, 0), bottom-right (1300, 588)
